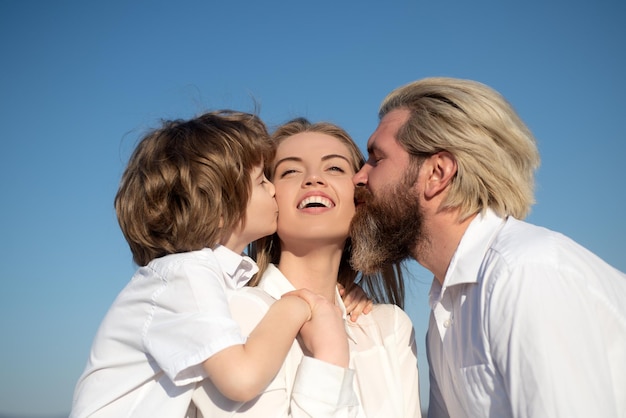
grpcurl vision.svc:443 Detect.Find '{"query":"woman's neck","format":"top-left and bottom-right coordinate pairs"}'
top-left (277, 242), bottom-right (344, 302)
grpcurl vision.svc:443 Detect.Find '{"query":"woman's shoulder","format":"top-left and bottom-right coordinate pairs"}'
top-left (369, 303), bottom-right (409, 317)
top-left (351, 304), bottom-right (416, 347)
top-left (232, 285), bottom-right (277, 306)
top-left (362, 303), bottom-right (414, 331)
top-left (227, 287), bottom-right (277, 334)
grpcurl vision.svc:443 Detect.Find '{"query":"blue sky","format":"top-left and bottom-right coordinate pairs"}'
top-left (1, 1), bottom-right (624, 416)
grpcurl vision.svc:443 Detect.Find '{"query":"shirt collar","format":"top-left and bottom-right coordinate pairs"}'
top-left (213, 245), bottom-right (259, 290)
top-left (430, 209), bottom-right (506, 304)
top-left (258, 264), bottom-right (358, 343)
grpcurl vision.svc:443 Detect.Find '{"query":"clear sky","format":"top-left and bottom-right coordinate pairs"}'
top-left (1, 1), bottom-right (624, 416)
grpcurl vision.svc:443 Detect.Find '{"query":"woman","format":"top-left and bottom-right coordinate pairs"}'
top-left (190, 118), bottom-right (422, 417)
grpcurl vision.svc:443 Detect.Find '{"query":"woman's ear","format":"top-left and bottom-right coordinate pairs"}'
top-left (423, 151), bottom-right (457, 199)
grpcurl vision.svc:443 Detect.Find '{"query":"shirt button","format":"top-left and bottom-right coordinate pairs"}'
top-left (443, 319), bottom-right (452, 328)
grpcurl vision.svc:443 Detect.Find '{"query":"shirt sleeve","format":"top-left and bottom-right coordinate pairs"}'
top-left (290, 356), bottom-right (358, 418)
top-left (143, 255), bottom-right (246, 386)
top-left (488, 260), bottom-right (621, 417)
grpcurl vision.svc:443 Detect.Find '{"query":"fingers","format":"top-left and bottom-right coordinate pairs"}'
top-left (363, 300), bottom-right (374, 314)
top-left (341, 284), bottom-right (373, 322)
top-left (282, 288), bottom-right (319, 309)
top-left (348, 299), bottom-right (374, 322)
top-left (282, 289), bottom-right (335, 320)
top-left (280, 293), bottom-right (313, 321)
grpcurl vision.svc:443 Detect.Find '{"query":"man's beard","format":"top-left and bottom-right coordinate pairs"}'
top-left (349, 180), bottom-right (424, 274)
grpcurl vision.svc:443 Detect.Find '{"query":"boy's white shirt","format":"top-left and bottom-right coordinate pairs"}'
top-left (71, 246), bottom-right (256, 418)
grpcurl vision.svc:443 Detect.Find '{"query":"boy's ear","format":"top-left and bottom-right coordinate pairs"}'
top-left (423, 151), bottom-right (457, 199)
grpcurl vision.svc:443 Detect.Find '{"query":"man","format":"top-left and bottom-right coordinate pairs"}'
top-left (350, 77), bottom-right (626, 417)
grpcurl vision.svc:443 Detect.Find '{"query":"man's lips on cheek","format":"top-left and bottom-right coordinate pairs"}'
top-left (353, 186), bottom-right (371, 207)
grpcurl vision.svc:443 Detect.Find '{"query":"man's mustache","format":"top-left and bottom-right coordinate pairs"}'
top-left (353, 185), bottom-right (373, 207)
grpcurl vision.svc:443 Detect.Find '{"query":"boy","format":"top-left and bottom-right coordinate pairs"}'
top-left (71, 110), bottom-right (344, 417)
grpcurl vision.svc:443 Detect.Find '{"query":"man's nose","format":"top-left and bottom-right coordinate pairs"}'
top-left (352, 164), bottom-right (370, 186)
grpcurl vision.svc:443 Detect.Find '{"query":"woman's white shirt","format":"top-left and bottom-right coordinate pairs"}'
top-left (191, 264), bottom-right (422, 417)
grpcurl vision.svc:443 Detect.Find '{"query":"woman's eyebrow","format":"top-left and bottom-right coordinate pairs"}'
top-left (274, 154), bottom-right (351, 170)
top-left (321, 154), bottom-right (351, 163)
top-left (274, 156), bottom-right (302, 169)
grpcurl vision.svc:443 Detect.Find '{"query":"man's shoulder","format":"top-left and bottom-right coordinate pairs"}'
top-left (492, 217), bottom-right (565, 264)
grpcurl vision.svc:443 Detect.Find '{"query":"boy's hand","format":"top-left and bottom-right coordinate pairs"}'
top-left (283, 289), bottom-right (349, 368)
top-left (338, 283), bottom-right (373, 322)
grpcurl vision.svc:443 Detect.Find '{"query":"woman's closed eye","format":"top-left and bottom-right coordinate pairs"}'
top-left (277, 168), bottom-right (299, 178)
top-left (328, 165), bottom-right (346, 173)
top-left (326, 161), bottom-right (355, 175)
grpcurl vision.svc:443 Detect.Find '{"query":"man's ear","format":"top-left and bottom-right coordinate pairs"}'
top-left (423, 151), bottom-right (457, 199)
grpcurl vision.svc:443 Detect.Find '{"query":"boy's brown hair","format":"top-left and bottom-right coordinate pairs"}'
top-left (115, 110), bottom-right (273, 266)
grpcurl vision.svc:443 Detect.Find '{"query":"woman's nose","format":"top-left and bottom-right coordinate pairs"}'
top-left (303, 173), bottom-right (325, 187)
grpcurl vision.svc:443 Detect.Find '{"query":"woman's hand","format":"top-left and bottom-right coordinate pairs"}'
top-left (283, 289), bottom-right (349, 368)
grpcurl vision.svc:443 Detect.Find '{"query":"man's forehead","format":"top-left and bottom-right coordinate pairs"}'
top-left (367, 108), bottom-right (410, 151)
top-left (381, 108), bottom-right (411, 125)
